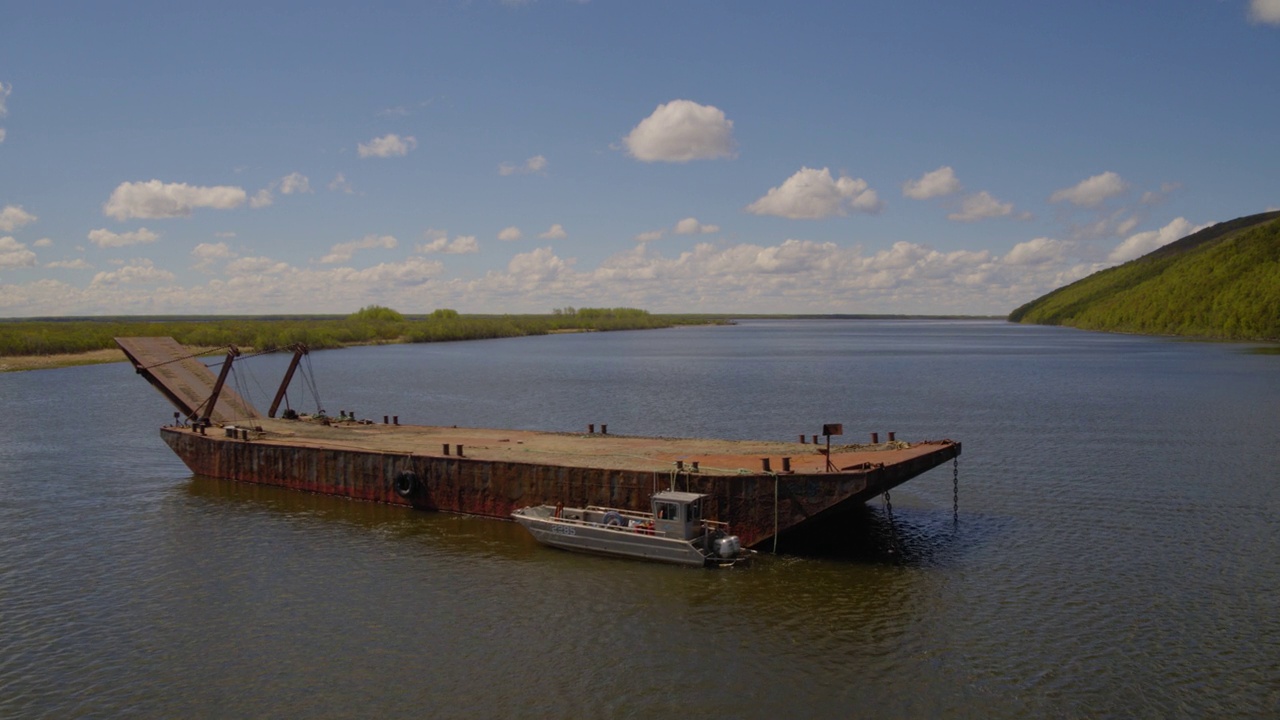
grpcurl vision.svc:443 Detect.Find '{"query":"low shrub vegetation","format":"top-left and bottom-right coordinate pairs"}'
top-left (1010, 212), bottom-right (1280, 341)
top-left (0, 308), bottom-right (726, 358)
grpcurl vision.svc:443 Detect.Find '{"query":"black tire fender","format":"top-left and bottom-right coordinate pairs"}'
top-left (393, 470), bottom-right (418, 498)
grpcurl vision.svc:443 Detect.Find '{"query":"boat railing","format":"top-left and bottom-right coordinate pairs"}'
top-left (545, 508), bottom-right (670, 537)
top-left (583, 505), bottom-right (649, 520)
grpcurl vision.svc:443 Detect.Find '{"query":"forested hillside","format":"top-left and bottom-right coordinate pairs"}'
top-left (1009, 211), bottom-right (1280, 341)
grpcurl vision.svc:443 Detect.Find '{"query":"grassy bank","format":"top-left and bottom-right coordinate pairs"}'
top-left (0, 307), bottom-right (728, 372)
top-left (1009, 211), bottom-right (1280, 341)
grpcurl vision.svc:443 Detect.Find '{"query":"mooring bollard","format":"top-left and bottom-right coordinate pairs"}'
top-left (601, 424), bottom-right (608, 435)
top-left (588, 424), bottom-right (595, 434)
top-left (871, 432), bottom-right (879, 444)
top-left (456, 444), bottom-right (464, 457)
top-left (782, 457), bottom-right (792, 473)
top-left (443, 443), bottom-right (450, 456)
top-left (888, 431), bottom-right (896, 442)
top-left (761, 458), bottom-right (772, 472)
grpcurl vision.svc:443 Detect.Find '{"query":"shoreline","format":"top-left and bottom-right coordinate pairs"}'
top-left (6, 318), bottom-right (1278, 373)
top-left (0, 327), bottom-right (677, 373)
top-left (0, 348), bottom-right (129, 373)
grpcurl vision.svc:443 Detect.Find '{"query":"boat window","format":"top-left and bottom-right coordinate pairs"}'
top-left (656, 502), bottom-right (678, 520)
top-left (688, 501), bottom-right (701, 522)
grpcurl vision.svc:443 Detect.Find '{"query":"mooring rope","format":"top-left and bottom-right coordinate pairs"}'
top-left (772, 471), bottom-right (780, 554)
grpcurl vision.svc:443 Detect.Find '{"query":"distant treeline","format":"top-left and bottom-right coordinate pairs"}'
top-left (0, 306), bottom-right (726, 357)
top-left (1010, 212), bottom-right (1280, 342)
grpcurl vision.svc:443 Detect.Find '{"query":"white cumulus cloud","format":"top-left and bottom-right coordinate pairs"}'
top-left (949, 191), bottom-right (1015, 222)
top-left (746, 167), bottom-right (883, 219)
top-left (507, 247), bottom-right (570, 282)
top-left (321, 234), bottom-right (398, 264)
top-left (87, 227), bottom-right (159, 248)
top-left (46, 259), bottom-right (91, 270)
top-left (191, 242), bottom-right (236, 271)
top-left (0, 81), bottom-right (10, 143)
top-left (0, 205), bottom-right (37, 232)
top-left (249, 189), bottom-right (274, 208)
top-left (1250, 0), bottom-right (1280, 24)
top-left (358, 134), bottom-right (417, 158)
top-left (226, 256), bottom-right (291, 276)
top-left (634, 230), bottom-right (665, 243)
top-left (1141, 182), bottom-right (1181, 206)
top-left (192, 242), bottom-right (235, 261)
top-left (539, 224), bottom-right (567, 240)
top-left (903, 166), bottom-right (962, 200)
top-left (0, 236), bottom-right (37, 268)
top-left (33, 237), bottom-right (53, 248)
top-left (674, 217), bottom-right (719, 235)
top-left (90, 259), bottom-right (175, 286)
top-left (497, 226), bottom-right (523, 242)
top-left (622, 99), bottom-right (736, 163)
top-left (333, 258), bottom-right (441, 287)
top-left (499, 155), bottom-right (548, 176)
top-left (0, 227), bottom-right (1131, 316)
top-left (329, 173), bottom-right (355, 194)
top-left (417, 230), bottom-right (479, 254)
top-left (1107, 217), bottom-right (1209, 263)
top-left (1050, 171), bottom-right (1128, 207)
top-left (1003, 237), bottom-right (1070, 266)
top-left (279, 172), bottom-right (312, 195)
top-left (103, 180), bottom-right (247, 220)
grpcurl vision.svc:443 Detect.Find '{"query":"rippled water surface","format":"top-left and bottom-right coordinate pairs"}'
top-left (2, 320), bottom-right (1278, 717)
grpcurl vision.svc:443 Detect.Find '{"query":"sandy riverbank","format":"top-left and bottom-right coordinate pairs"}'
top-left (0, 349), bottom-right (128, 373)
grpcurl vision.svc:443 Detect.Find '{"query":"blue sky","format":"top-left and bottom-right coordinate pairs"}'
top-left (1, 0), bottom-right (1278, 316)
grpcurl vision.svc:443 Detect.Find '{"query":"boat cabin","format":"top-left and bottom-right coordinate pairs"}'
top-left (650, 490), bottom-right (709, 540)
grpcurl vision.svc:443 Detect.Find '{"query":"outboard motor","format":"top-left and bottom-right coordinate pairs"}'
top-left (714, 535), bottom-right (741, 559)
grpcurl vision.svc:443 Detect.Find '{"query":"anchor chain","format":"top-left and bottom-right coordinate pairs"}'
top-left (883, 490), bottom-right (900, 557)
top-left (953, 457), bottom-right (960, 527)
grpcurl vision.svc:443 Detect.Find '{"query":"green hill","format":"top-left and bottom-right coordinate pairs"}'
top-left (1008, 211), bottom-right (1280, 341)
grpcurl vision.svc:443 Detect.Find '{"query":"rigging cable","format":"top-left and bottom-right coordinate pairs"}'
top-left (140, 345), bottom-right (232, 371)
top-left (301, 353), bottom-right (324, 414)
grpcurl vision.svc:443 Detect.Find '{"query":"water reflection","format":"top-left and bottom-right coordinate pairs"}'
top-left (3, 320), bottom-right (1278, 717)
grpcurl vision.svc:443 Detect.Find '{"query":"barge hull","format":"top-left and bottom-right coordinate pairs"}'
top-left (160, 423), bottom-right (959, 549)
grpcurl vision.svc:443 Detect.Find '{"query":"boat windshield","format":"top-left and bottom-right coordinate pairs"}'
top-left (656, 501), bottom-right (679, 520)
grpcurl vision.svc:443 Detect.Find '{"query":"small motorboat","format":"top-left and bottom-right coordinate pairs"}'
top-left (511, 490), bottom-right (753, 567)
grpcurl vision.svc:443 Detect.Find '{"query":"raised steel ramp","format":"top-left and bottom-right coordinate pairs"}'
top-left (115, 337), bottom-right (261, 424)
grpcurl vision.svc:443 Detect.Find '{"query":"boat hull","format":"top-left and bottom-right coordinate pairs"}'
top-left (511, 510), bottom-right (714, 567)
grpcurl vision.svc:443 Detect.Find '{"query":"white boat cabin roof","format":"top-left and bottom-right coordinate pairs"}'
top-left (652, 490), bottom-right (708, 504)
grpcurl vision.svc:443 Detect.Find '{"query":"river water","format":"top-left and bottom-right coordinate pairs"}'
top-left (1, 320), bottom-right (1277, 718)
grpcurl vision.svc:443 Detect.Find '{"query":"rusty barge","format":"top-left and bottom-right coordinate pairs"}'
top-left (117, 336), bottom-right (961, 549)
